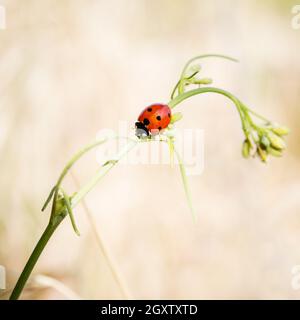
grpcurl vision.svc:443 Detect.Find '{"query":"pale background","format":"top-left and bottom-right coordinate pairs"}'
top-left (0, 0), bottom-right (300, 299)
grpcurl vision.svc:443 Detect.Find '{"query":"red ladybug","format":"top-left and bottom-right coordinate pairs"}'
top-left (135, 103), bottom-right (171, 138)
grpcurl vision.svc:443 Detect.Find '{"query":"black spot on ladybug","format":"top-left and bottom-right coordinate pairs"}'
top-left (156, 115), bottom-right (161, 121)
top-left (143, 118), bottom-right (150, 125)
top-left (158, 126), bottom-right (162, 130)
top-left (168, 113), bottom-right (171, 118)
top-left (147, 108), bottom-right (152, 112)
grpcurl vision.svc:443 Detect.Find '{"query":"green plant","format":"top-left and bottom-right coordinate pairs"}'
top-left (9, 54), bottom-right (289, 300)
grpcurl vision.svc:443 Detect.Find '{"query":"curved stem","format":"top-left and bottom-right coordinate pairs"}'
top-left (174, 54), bottom-right (238, 98)
top-left (242, 104), bottom-right (270, 123)
top-left (171, 71), bottom-right (199, 100)
top-left (170, 80), bottom-right (180, 100)
top-left (168, 86), bottom-right (248, 134)
top-left (9, 216), bottom-right (65, 300)
top-left (180, 54), bottom-right (238, 80)
top-left (50, 139), bottom-right (107, 217)
top-left (71, 140), bottom-right (137, 207)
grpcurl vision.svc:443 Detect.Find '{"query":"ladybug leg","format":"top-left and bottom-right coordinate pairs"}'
top-left (158, 130), bottom-right (163, 141)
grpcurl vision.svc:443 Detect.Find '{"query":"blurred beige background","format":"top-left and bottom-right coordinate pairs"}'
top-left (0, 0), bottom-right (300, 299)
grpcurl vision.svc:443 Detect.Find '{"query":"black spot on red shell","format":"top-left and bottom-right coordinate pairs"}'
top-left (158, 126), bottom-right (162, 130)
top-left (147, 108), bottom-right (152, 112)
top-left (143, 118), bottom-right (150, 126)
top-left (168, 113), bottom-right (171, 118)
top-left (156, 115), bottom-right (161, 121)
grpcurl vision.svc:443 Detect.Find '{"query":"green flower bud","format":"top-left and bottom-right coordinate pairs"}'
top-left (259, 135), bottom-right (270, 150)
top-left (267, 133), bottom-right (286, 150)
top-left (242, 139), bottom-right (251, 158)
top-left (170, 112), bottom-right (183, 124)
top-left (185, 64), bottom-right (201, 77)
top-left (257, 147), bottom-right (268, 162)
top-left (268, 147), bottom-right (283, 157)
top-left (272, 126), bottom-right (289, 136)
top-left (193, 77), bottom-right (213, 85)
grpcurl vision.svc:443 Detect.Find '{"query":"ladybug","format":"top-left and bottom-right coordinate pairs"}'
top-left (135, 103), bottom-right (172, 138)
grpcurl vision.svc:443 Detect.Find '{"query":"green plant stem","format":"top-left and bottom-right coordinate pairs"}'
top-left (72, 140), bottom-right (137, 207)
top-left (242, 104), bottom-right (270, 123)
top-left (50, 139), bottom-right (107, 218)
top-left (180, 54), bottom-right (237, 80)
top-left (174, 54), bottom-right (238, 98)
top-left (9, 215), bottom-right (65, 300)
top-left (9, 139), bottom-right (138, 300)
top-left (170, 71), bottom-right (198, 100)
top-left (168, 86), bottom-right (248, 135)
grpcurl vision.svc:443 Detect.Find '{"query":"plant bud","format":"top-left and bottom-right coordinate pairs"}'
top-left (242, 139), bottom-right (251, 158)
top-left (194, 77), bottom-right (213, 85)
top-left (170, 112), bottom-right (183, 124)
top-left (268, 147), bottom-right (283, 157)
top-left (259, 135), bottom-right (270, 150)
top-left (267, 133), bottom-right (286, 150)
top-left (186, 64), bottom-right (201, 77)
top-left (257, 147), bottom-right (268, 162)
top-left (272, 126), bottom-right (289, 136)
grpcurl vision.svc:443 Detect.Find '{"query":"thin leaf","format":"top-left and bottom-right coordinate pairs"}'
top-left (168, 140), bottom-right (197, 221)
top-left (60, 188), bottom-right (80, 236)
top-left (167, 137), bottom-right (175, 168)
top-left (41, 186), bottom-right (56, 212)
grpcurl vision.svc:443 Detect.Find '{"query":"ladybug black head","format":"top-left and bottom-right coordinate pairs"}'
top-left (135, 121), bottom-right (149, 138)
